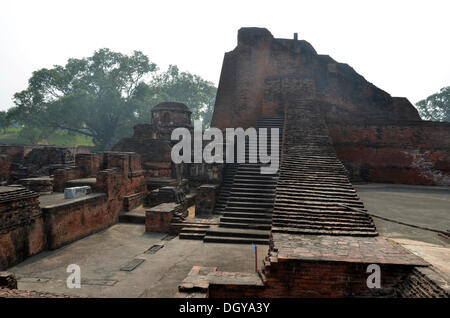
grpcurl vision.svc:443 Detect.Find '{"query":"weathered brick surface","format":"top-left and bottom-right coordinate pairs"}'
top-left (208, 261), bottom-right (413, 298)
top-left (195, 184), bottom-right (220, 217)
top-left (0, 145), bottom-right (84, 183)
top-left (328, 122), bottom-right (450, 185)
top-left (75, 153), bottom-right (104, 177)
top-left (0, 187), bottom-right (45, 270)
top-left (123, 192), bottom-right (144, 211)
top-left (112, 102), bottom-right (192, 179)
top-left (42, 193), bottom-right (109, 250)
top-left (212, 28), bottom-right (420, 130)
top-left (53, 167), bottom-right (83, 192)
top-left (210, 28), bottom-right (450, 186)
top-left (146, 202), bottom-right (186, 233)
top-left (18, 177), bottom-right (53, 194)
top-left (395, 267), bottom-right (449, 298)
top-left (0, 271), bottom-right (17, 289)
top-left (0, 155), bottom-right (11, 183)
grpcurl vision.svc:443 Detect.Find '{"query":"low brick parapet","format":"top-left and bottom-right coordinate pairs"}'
top-left (145, 202), bottom-right (186, 233)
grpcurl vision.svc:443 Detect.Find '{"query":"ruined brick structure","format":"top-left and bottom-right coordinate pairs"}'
top-left (177, 28), bottom-right (449, 298)
top-left (0, 145), bottom-right (91, 185)
top-left (113, 102), bottom-right (224, 191)
top-left (211, 27), bottom-right (450, 186)
top-left (0, 187), bottom-right (46, 269)
top-left (112, 102), bottom-right (192, 178)
top-left (0, 151), bottom-right (146, 269)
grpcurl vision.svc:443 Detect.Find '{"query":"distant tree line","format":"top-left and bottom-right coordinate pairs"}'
top-left (1, 49), bottom-right (217, 150)
top-left (415, 86), bottom-right (450, 122)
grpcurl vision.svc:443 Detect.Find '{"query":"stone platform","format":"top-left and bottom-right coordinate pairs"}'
top-left (272, 233), bottom-right (428, 266)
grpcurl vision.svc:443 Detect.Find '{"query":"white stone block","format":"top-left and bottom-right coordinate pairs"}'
top-left (64, 186), bottom-right (91, 199)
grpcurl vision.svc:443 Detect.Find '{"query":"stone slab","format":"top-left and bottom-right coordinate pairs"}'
top-left (272, 233), bottom-right (429, 266)
top-left (64, 186), bottom-right (91, 199)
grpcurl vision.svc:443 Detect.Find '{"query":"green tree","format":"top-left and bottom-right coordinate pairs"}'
top-left (0, 111), bottom-right (8, 133)
top-left (129, 65), bottom-right (216, 127)
top-left (11, 49), bottom-right (157, 150)
top-left (10, 50), bottom-right (217, 149)
top-left (415, 86), bottom-right (450, 122)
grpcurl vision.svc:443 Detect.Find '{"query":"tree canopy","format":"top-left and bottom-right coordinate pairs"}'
top-left (415, 86), bottom-right (450, 122)
top-left (7, 49), bottom-right (217, 149)
top-left (0, 111), bottom-right (8, 133)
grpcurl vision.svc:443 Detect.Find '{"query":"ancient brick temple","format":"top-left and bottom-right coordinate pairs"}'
top-left (212, 28), bottom-right (450, 186)
top-left (112, 102), bottom-right (223, 191)
top-left (176, 28), bottom-right (449, 298)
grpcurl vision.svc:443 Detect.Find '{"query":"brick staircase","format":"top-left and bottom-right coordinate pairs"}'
top-left (203, 117), bottom-right (284, 244)
top-left (212, 164), bottom-right (237, 214)
top-left (271, 99), bottom-right (377, 236)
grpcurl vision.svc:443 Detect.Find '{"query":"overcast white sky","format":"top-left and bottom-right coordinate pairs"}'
top-left (1, 0), bottom-right (449, 111)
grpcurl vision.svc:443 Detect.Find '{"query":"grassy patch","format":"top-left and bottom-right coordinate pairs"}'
top-left (0, 129), bottom-right (94, 147)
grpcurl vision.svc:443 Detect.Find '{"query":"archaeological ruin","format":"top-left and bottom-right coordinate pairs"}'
top-left (0, 27), bottom-right (449, 299)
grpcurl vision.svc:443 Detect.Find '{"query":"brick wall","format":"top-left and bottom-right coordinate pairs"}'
top-left (1, 152), bottom-right (146, 268)
top-left (328, 121), bottom-right (450, 185)
top-left (0, 188), bottom-right (46, 270)
top-left (53, 167), bottom-right (83, 192)
top-left (0, 155), bottom-right (11, 183)
top-left (42, 194), bottom-right (109, 250)
top-left (395, 267), bottom-right (449, 298)
top-left (209, 260), bottom-right (413, 298)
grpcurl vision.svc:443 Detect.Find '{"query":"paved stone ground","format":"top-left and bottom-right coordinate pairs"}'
top-left (355, 183), bottom-right (450, 245)
top-left (390, 238), bottom-right (450, 281)
top-left (7, 183), bottom-right (449, 297)
top-left (9, 223), bottom-right (267, 298)
top-left (355, 183), bottom-right (450, 279)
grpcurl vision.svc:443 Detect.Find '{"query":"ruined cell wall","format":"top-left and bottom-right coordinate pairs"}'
top-left (328, 121), bottom-right (450, 185)
top-left (1, 151), bottom-right (146, 268)
top-left (47, 152), bottom-right (146, 250)
top-left (0, 145), bottom-right (91, 184)
top-left (0, 187), bottom-right (46, 270)
top-left (42, 194), bottom-right (108, 250)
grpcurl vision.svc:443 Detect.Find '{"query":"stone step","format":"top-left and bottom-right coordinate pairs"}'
top-left (219, 222), bottom-right (272, 230)
top-left (226, 205), bottom-right (273, 213)
top-left (274, 201), bottom-right (365, 210)
top-left (231, 183), bottom-right (277, 189)
top-left (220, 216), bottom-right (272, 224)
top-left (275, 196), bottom-right (362, 204)
top-left (204, 235), bottom-right (269, 245)
top-left (232, 179), bottom-right (278, 185)
top-left (223, 211), bottom-right (272, 219)
top-left (228, 192), bottom-right (275, 198)
top-left (179, 232), bottom-right (205, 240)
top-left (119, 210), bottom-right (145, 224)
top-left (227, 198), bottom-right (274, 205)
top-left (180, 227), bottom-right (209, 233)
top-left (206, 226), bottom-right (270, 239)
top-left (272, 217), bottom-right (373, 227)
top-left (272, 226), bottom-right (378, 237)
top-left (272, 211), bottom-right (371, 221)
